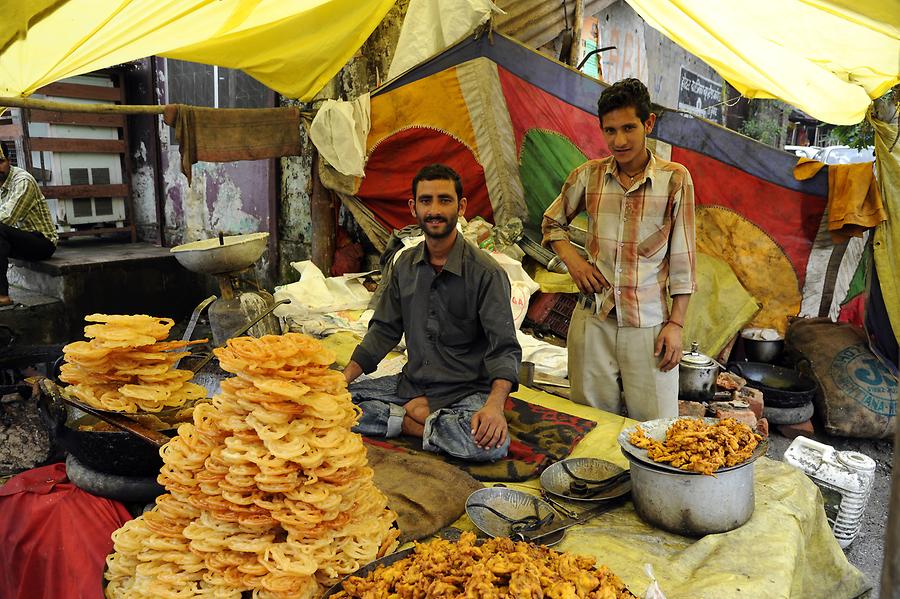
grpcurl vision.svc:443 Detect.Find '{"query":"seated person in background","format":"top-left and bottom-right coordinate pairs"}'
top-left (343, 164), bottom-right (521, 462)
top-left (0, 141), bottom-right (58, 306)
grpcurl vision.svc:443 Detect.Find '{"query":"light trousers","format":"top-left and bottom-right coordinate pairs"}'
top-left (567, 304), bottom-right (678, 421)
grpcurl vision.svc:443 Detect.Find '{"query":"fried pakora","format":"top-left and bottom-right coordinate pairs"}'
top-left (332, 531), bottom-right (638, 599)
top-left (629, 418), bottom-right (762, 475)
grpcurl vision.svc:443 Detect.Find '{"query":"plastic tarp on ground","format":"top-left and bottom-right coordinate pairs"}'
top-left (626, 0), bottom-right (899, 125)
top-left (339, 33), bottom-right (864, 342)
top-left (325, 331), bottom-right (869, 599)
top-left (0, 0), bottom-right (395, 100)
top-left (463, 387), bottom-right (870, 599)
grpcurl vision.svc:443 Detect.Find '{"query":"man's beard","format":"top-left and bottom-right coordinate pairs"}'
top-left (418, 213), bottom-right (457, 239)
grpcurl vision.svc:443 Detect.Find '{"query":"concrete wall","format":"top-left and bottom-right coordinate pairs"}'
top-left (596, 0), bottom-right (725, 123)
top-left (123, 58), bottom-right (162, 244)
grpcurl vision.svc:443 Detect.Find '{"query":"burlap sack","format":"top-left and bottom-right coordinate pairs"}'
top-left (366, 444), bottom-right (483, 543)
top-left (785, 318), bottom-right (897, 439)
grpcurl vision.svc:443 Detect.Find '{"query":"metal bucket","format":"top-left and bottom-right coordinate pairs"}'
top-left (625, 452), bottom-right (755, 536)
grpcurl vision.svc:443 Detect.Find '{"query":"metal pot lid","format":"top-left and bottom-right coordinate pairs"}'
top-left (681, 341), bottom-right (714, 366)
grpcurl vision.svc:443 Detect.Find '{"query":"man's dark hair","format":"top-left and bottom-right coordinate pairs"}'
top-left (0, 141), bottom-right (9, 162)
top-left (412, 164), bottom-right (463, 201)
top-left (597, 78), bottom-right (652, 124)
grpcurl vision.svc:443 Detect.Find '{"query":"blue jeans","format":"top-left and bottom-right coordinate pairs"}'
top-left (349, 374), bottom-right (510, 462)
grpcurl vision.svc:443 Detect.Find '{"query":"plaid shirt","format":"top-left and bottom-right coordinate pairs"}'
top-left (542, 152), bottom-right (696, 328)
top-left (0, 166), bottom-right (58, 244)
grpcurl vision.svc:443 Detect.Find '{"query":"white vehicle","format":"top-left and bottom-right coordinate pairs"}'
top-left (814, 145), bottom-right (875, 165)
top-left (784, 145), bottom-right (820, 159)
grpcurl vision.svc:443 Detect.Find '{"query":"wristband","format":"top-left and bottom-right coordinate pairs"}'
top-left (667, 320), bottom-right (683, 328)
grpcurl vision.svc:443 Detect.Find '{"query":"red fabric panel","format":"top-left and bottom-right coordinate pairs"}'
top-left (358, 127), bottom-right (493, 232)
top-left (0, 463), bottom-right (133, 599)
top-left (497, 67), bottom-right (610, 160)
top-left (671, 147), bottom-right (826, 285)
top-left (839, 293), bottom-right (866, 328)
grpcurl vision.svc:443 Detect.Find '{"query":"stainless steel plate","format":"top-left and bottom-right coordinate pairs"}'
top-left (465, 487), bottom-right (563, 546)
top-left (617, 417), bottom-right (768, 475)
top-left (540, 458), bottom-right (631, 503)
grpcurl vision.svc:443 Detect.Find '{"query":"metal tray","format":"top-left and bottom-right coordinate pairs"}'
top-left (540, 458), bottom-right (631, 503)
top-left (617, 417), bottom-right (768, 475)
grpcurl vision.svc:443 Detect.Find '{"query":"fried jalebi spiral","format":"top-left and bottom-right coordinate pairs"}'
top-left (59, 314), bottom-right (207, 412)
top-left (629, 417), bottom-right (763, 475)
top-left (105, 333), bottom-right (399, 599)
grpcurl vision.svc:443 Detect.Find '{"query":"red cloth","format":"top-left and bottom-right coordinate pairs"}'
top-left (0, 463), bottom-right (133, 599)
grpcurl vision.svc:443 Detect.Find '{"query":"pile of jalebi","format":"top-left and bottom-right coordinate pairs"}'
top-left (104, 333), bottom-right (399, 599)
top-left (59, 314), bottom-right (207, 412)
top-left (629, 417), bottom-right (762, 475)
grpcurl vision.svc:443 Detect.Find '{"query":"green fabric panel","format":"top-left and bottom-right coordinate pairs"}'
top-left (519, 129), bottom-right (588, 227)
top-left (843, 240), bottom-right (871, 304)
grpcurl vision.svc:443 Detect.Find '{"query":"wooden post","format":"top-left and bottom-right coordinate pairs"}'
top-left (310, 151), bottom-right (335, 275)
top-left (0, 95), bottom-right (164, 115)
top-left (569, 0), bottom-right (585, 67)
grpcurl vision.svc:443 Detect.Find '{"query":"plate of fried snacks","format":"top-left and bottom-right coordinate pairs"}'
top-left (323, 531), bottom-right (639, 598)
top-left (541, 458), bottom-right (632, 502)
top-left (103, 333), bottom-right (399, 599)
top-left (618, 417), bottom-right (767, 476)
top-left (59, 314), bottom-right (208, 413)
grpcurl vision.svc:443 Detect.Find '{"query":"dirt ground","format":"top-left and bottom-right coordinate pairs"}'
top-left (765, 429), bottom-right (894, 598)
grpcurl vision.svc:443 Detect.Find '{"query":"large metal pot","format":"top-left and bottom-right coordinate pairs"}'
top-left (625, 452), bottom-right (755, 536)
top-left (678, 341), bottom-right (720, 402)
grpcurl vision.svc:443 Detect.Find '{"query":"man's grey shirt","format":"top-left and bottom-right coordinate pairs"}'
top-left (351, 233), bottom-right (522, 410)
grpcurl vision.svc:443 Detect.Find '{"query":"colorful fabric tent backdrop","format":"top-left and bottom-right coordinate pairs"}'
top-left (349, 33), bottom-right (863, 336)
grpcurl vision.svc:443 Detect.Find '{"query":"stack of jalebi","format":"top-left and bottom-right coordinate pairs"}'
top-left (59, 314), bottom-right (207, 412)
top-left (104, 333), bottom-right (398, 599)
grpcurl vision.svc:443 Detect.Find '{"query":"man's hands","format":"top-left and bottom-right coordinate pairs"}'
top-left (551, 240), bottom-right (608, 295)
top-left (472, 379), bottom-right (512, 450)
top-left (343, 360), bottom-right (363, 385)
top-left (654, 323), bottom-right (683, 372)
top-left (471, 402), bottom-right (508, 450)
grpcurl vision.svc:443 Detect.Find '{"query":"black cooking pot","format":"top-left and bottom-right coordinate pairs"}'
top-left (36, 386), bottom-right (173, 477)
top-left (727, 361), bottom-right (817, 408)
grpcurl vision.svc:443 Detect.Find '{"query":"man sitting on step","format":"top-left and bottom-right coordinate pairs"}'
top-left (0, 141), bottom-right (58, 306)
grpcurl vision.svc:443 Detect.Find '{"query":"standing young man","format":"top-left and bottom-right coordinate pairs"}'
top-left (542, 78), bottom-right (696, 421)
top-left (344, 164), bottom-right (521, 461)
top-left (0, 141), bottom-right (58, 306)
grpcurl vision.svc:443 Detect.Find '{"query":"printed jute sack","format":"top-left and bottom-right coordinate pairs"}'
top-left (786, 318), bottom-right (897, 439)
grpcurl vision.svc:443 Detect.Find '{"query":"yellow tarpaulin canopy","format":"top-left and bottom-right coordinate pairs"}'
top-left (0, 0), bottom-right (396, 100)
top-left (626, 0), bottom-right (900, 125)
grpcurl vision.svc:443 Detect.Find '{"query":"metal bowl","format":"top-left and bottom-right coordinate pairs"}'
top-left (170, 232), bottom-right (269, 275)
top-left (465, 487), bottom-right (563, 546)
top-left (540, 458), bottom-right (631, 502)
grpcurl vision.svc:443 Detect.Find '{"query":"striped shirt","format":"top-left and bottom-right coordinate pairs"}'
top-left (542, 152), bottom-right (696, 328)
top-left (0, 166), bottom-right (59, 244)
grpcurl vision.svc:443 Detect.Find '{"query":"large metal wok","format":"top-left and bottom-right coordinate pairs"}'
top-left (727, 361), bottom-right (817, 408)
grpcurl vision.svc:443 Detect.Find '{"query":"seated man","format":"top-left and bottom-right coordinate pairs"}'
top-left (0, 142), bottom-right (58, 306)
top-left (343, 164), bottom-right (521, 461)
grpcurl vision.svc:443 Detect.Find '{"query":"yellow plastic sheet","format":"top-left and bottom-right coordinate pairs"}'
top-left (625, 0), bottom-right (900, 124)
top-left (0, 0), bottom-right (395, 100)
top-left (683, 253), bottom-right (760, 357)
top-left (464, 387), bottom-right (869, 598)
top-left (870, 112), bottom-right (900, 345)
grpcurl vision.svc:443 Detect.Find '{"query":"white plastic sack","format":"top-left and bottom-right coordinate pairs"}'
top-left (516, 331), bottom-right (568, 378)
top-left (308, 93), bottom-right (370, 177)
top-left (490, 251), bottom-right (540, 329)
top-left (273, 261), bottom-right (373, 321)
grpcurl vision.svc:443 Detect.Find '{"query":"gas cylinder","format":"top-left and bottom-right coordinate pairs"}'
top-left (783, 436), bottom-right (876, 548)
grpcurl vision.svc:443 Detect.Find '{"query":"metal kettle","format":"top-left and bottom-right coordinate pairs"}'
top-left (678, 341), bottom-right (720, 402)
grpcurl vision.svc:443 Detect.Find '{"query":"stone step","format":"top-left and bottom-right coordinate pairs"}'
top-left (8, 240), bottom-right (213, 340)
top-left (0, 286), bottom-right (67, 345)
